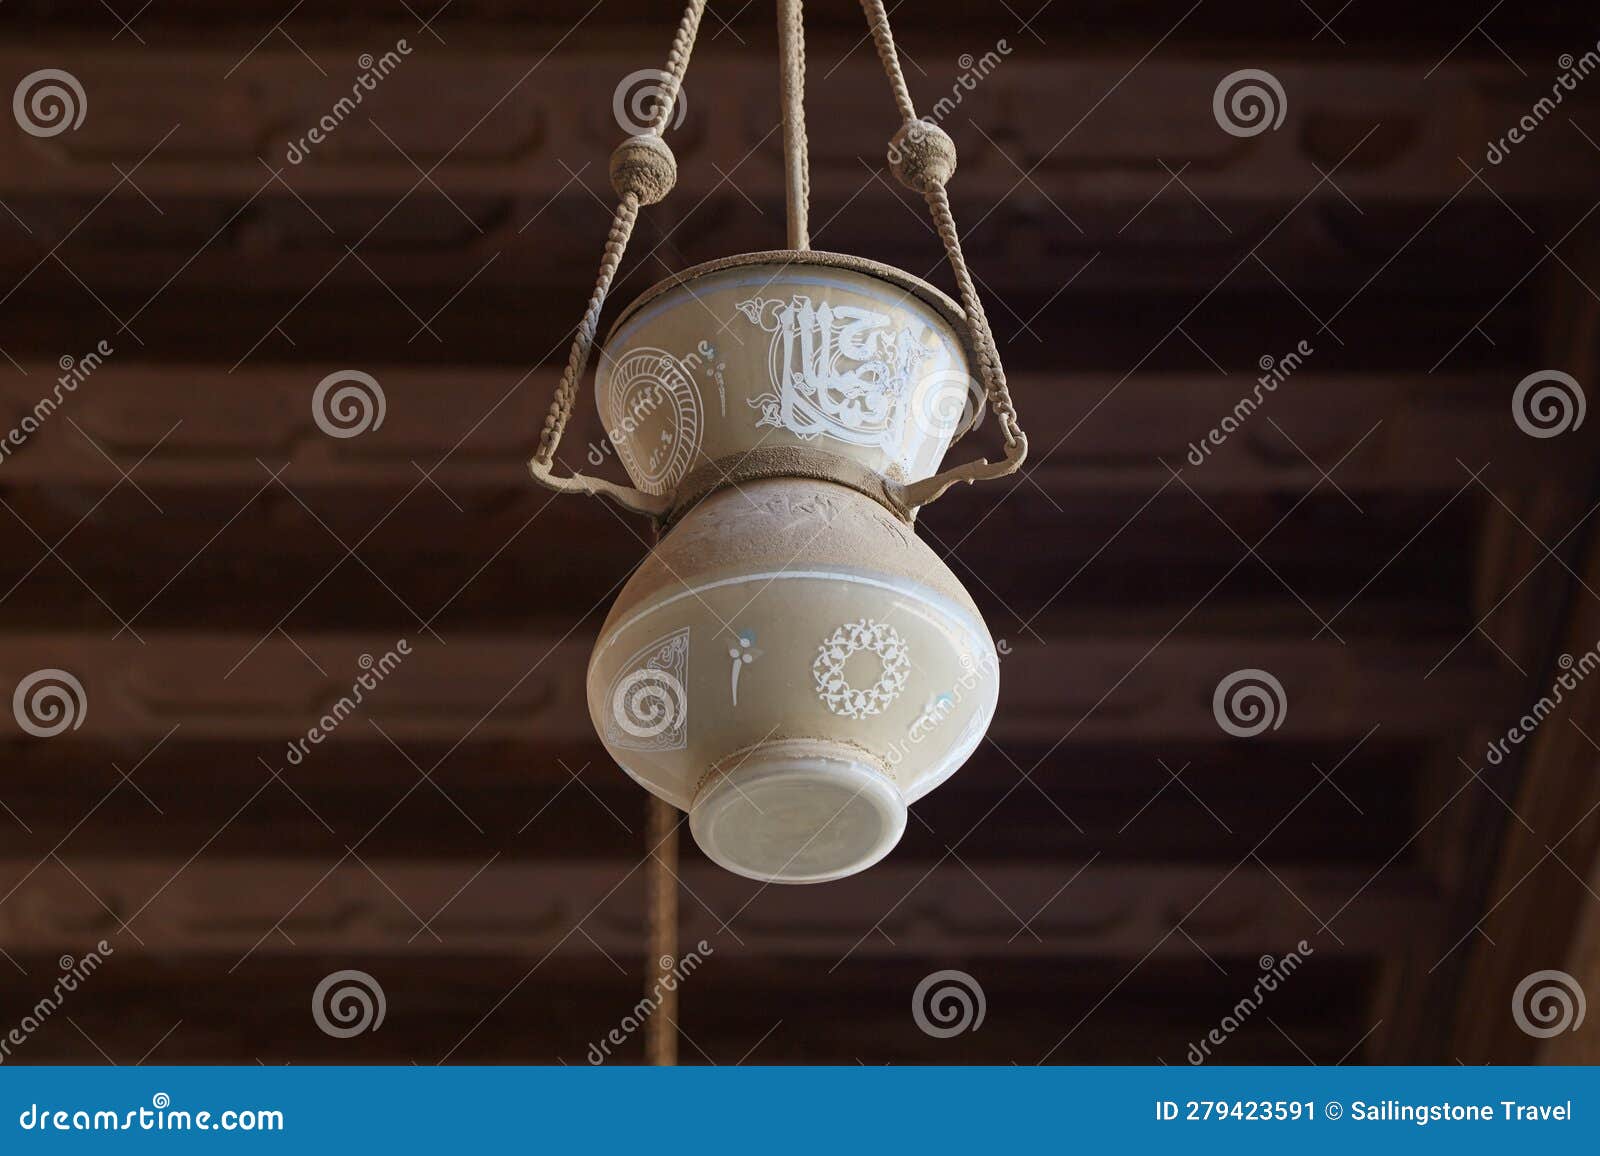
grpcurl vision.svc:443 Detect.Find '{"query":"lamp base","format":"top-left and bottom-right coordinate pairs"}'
top-left (689, 743), bottom-right (906, 884)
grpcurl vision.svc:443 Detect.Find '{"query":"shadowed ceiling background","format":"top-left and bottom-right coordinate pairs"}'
top-left (1, 0), bottom-right (1599, 1065)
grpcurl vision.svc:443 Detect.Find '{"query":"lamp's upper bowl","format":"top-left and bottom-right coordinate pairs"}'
top-left (595, 251), bottom-right (978, 501)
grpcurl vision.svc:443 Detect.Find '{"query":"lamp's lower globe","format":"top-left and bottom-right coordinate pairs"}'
top-left (586, 477), bottom-right (999, 883)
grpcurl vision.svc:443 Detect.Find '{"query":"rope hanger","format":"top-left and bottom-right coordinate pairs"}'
top-left (778, 0), bottom-right (811, 250)
top-left (530, 10), bottom-right (1033, 1060)
top-left (527, 0), bottom-right (1029, 522)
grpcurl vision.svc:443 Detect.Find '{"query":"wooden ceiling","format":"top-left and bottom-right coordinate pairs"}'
top-left (1, 1), bottom-right (1598, 1064)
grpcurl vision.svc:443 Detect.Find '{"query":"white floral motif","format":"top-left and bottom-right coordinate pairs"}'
top-left (812, 619), bottom-right (911, 719)
top-left (728, 628), bottom-right (762, 707)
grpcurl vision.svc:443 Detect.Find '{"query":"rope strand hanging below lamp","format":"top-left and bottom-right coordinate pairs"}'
top-left (531, 0), bottom-right (1028, 907)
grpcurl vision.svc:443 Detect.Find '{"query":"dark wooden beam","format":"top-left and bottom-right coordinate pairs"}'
top-left (1, 365), bottom-right (1576, 495)
top-left (0, 629), bottom-right (1511, 746)
top-left (1, 0), bottom-right (1592, 44)
top-left (1, 50), bottom-right (1590, 205)
top-left (0, 284), bottom-right (1540, 370)
top-left (0, 954), bottom-right (1375, 1065)
top-left (1368, 243), bottom-right (1600, 1062)
top-left (0, 858), bottom-right (1432, 961)
top-left (0, 736), bottom-right (1430, 863)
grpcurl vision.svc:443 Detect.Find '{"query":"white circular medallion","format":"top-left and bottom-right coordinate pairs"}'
top-left (813, 618), bottom-right (910, 719)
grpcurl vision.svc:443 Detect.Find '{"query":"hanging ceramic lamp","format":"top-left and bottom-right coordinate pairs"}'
top-left (588, 254), bottom-right (999, 883)
top-left (529, 0), bottom-right (1028, 883)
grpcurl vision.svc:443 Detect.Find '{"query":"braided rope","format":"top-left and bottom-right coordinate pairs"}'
top-left (533, 0), bottom-right (705, 469)
top-left (860, 0), bottom-right (917, 123)
top-left (924, 185), bottom-right (1022, 448)
top-left (534, 195), bottom-right (639, 466)
top-left (778, 0), bottom-right (811, 249)
top-left (651, 0), bottom-right (706, 134)
top-left (858, 0), bottom-right (1026, 463)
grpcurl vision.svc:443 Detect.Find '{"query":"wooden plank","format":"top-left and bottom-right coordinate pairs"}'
top-left (0, 631), bottom-right (1511, 746)
top-left (1442, 250), bottom-right (1600, 1063)
top-left (1369, 247), bottom-right (1600, 1062)
top-left (1542, 853), bottom-right (1600, 1063)
top-left (0, 858), bottom-right (1434, 960)
top-left (0, 954), bottom-right (1374, 1065)
top-left (0, 285), bottom-right (1541, 371)
top-left (2, 0), bottom-right (1590, 42)
top-left (0, 477), bottom-right (1480, 634)
top-left (0, 365), bottom-right (1576, 494)
top-left (0, 50), bottom-right (1591, 203)
top-left (1448, 527), bottom-right (1600, 1062)
top-left (0, 736), bottom-right (1430, 863)
top-left (0, 51), bottom-right (1586, 305)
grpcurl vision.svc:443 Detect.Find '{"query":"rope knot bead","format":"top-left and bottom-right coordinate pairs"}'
top-left (610, 133), bottom-right (678, 205)
top-left (888, 118), bottom-right (957, 193)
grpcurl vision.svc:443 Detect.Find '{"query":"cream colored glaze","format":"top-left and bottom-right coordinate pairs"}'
top-left (595, 262), bottom-right (975, 498)
top-left (586, 479), bottom-right (999, 819)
